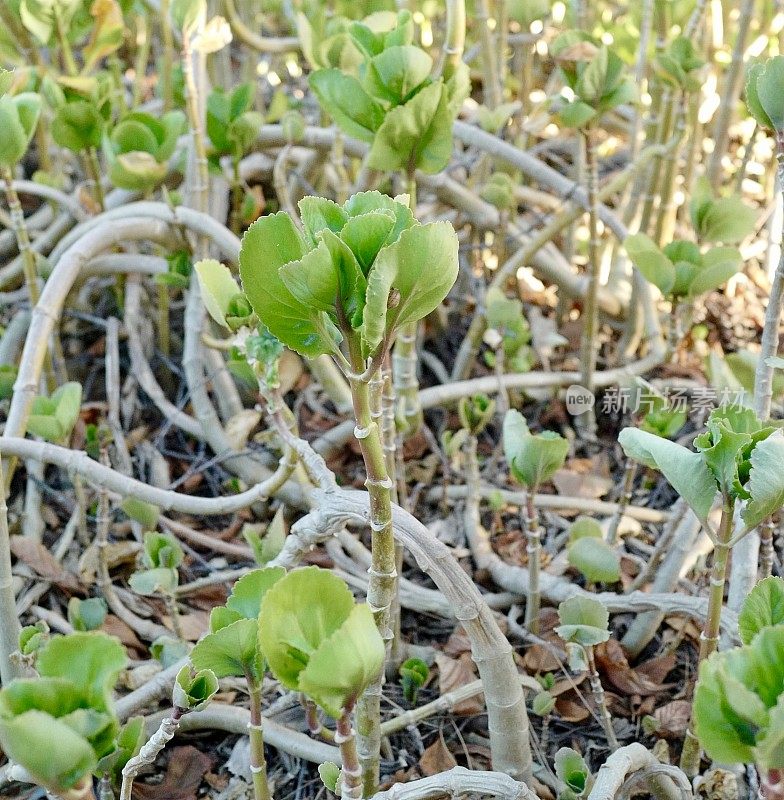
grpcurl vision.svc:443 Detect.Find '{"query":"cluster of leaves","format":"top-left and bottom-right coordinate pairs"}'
top-left (694, 577), bottom-right (784, 773)
top-left (206, 82), bottom-right (263, 164)
top-left (232, 192), bottom-right (458, 361)
top-left (0, 70), bottom-right (41, 170)
top-left (746, 56), bottom-right (784, 135)
top-left (625, 180), bottom-right (756, 300)
top-left (551, 33), bottom-right (637, 129)
top-left (0, 632), bottom-right (133, 798)
top-left (502, 409), bottom-right (569, 492)
top-left (258, 567), bottom-right (385, 718)
top-left (104, 110), bottom-right (185, 191)
top-left (484, 288), bottom-right (532, 373)
top-left (129, 531), bottom-right (184, 596)
top-left (27, 381), bottom-right (82, 443)
top-left (306, 10), bottom-right (469, 174)
top-left (190, 566), bottom-right (384, 719)
top-left (620, 406), bottom-right (784, 528)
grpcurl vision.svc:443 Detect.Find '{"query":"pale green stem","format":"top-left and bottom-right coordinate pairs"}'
top-left (160, 0), bottom-right (175, 110)
top-left (586, 646), bottom-right (619, 751)
top-left (522, 490), bottom-right (541, 633)
top-left (0, 453), bottom-right (22, 685)
top-left (2, 169), bottom-right (56, 393)
top-left (577, 126), bottom-right (599, 436)
top-left (606, 459), bottom-right (636, 546)
top-left (247, 675), bottom-right (272, 800)
top-left (393, 174), bottom-right (422, 437)
top-left (336, 705), bottom-right (363, 800)
top-left (680, 498), bottom-right (734, 776)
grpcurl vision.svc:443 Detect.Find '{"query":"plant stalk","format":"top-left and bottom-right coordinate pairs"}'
top-left (586, 645), bottom-right (619, 751)
top-left (607, 460), bottom-right (636, 546)
top-left (247, 675), bottom-right (272, 800)
top-left (120, 708), bottom-right (183, 800)
top-left (346, 338), bottom-right (396, 794)
top-left (2, 169), bottom-right (56, 393)
top-left (522, 490), bottom-right (541, 633)
top-left (336, 705), bottom-right (363, 800)
top-left (680, 498), bottom-right (734, 776)
top-left (0, 453), bottom-right (21, 685)
top-left (578, 126), bottom-right (600, 436)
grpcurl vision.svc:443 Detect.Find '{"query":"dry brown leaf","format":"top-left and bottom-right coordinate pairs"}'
top-left (554, 693), bottom-right (590, 722)
top-left (102, 614), bottom-right (144, 652)
top-left (419, 737), bottom-right (457, 776)
top-left (10, 536), bottom-right (80, 590)
top-left (133, 746), bottom-right (213, 800)
top-left (595, 640), bottom-right (674, 696)
top-left (79, 540), bottom-right (139, 584)
top-left (653, 700), bottom-right (692, 738)
top-left (434, 653), bottom-right (482, 715)
top-left (552, 465), bottom-right (612, 500)
top-left (176, 610), bottom-right (210, 642)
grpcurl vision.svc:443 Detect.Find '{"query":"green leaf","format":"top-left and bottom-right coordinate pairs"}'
top-left (502, 409), bottom-right (568, 489)
top-left (368, 80), bottom-right (454, 174)
top-left (338, 211), bottom-right (396, 274)
top-left (0, 710), bottom-right (97, 792)
top-left (309, 69), bottom-right (384, 142)
top-left (363, 45), bottom-right (432, 103)
top-left (742, 433), bottom-right (784, 528)
top-left (755, 56), bottom-right (784, 132)
top-left (568, 516), bottom-right (604, 541)
top-left (554, 747), bottom-right (589, 794)
top-left (696, 197), bottom-right (757, 244)
top-left (279, 240), bottom-right (340, 314)
top-left (0, 92), bottom-right (41, 168)
top-left (195, 259), bottom-right (243, 329)
top-left (298, 603), bottom-right (385, 717)
top-left (746, 62), bottom-right (775, 131)
top-left (624, 233), bottom-right (675, 295)
top-left (555, 596), bottom-right (610, 647)
top-left (173, 665), bottom-right (218, 711)
top-left (739, 577), bottom-right (784, 645)
top-left (242, 513), bottom-right (287, 566)
top-left (318, 761), bottom-right (341, 792)
top-left (618, 427), bottom-right (717, 523)
top-left (532, 690), bottom-right (556, 716)
top-left (258, 566), bottom-right (355, 690)
top-left (51, 101), bottom-right (103, 153)
top-left (258, 567), bottom-right (384, 716)
top-left (36, 632), bottom-right (126, 710)
top-left (150, 635), bottom-right (190, 668)
top-left (120, 497), bottom-right (160, 529)
top-left (757, 693), bottom-right (784, 769)
top-left (191, 617), bottom-right (260, 679)
top-left (129, 567), bottom-right (179, 595)
top-left (568, 537), bottom-right (620, 583)
top-left (239, 212), bottom-right (338, 357)
top-left (298, 196), bottom-right (349, 245)
top-left (361, 221), bottom-right (458, 354)
top-left (67, 597), bottom-right (108, 632)
top-left (556, 99), bottom-right (596, 128)
top-left (226, 566), bottom-right (286, 619)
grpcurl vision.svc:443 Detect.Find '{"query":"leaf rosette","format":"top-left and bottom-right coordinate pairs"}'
top-left (238, 191), bottom-right (458, 360)
top-left (0, 632), bottom-right (126, 798)
top-left (258, 566), bottom-right (385, 718)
